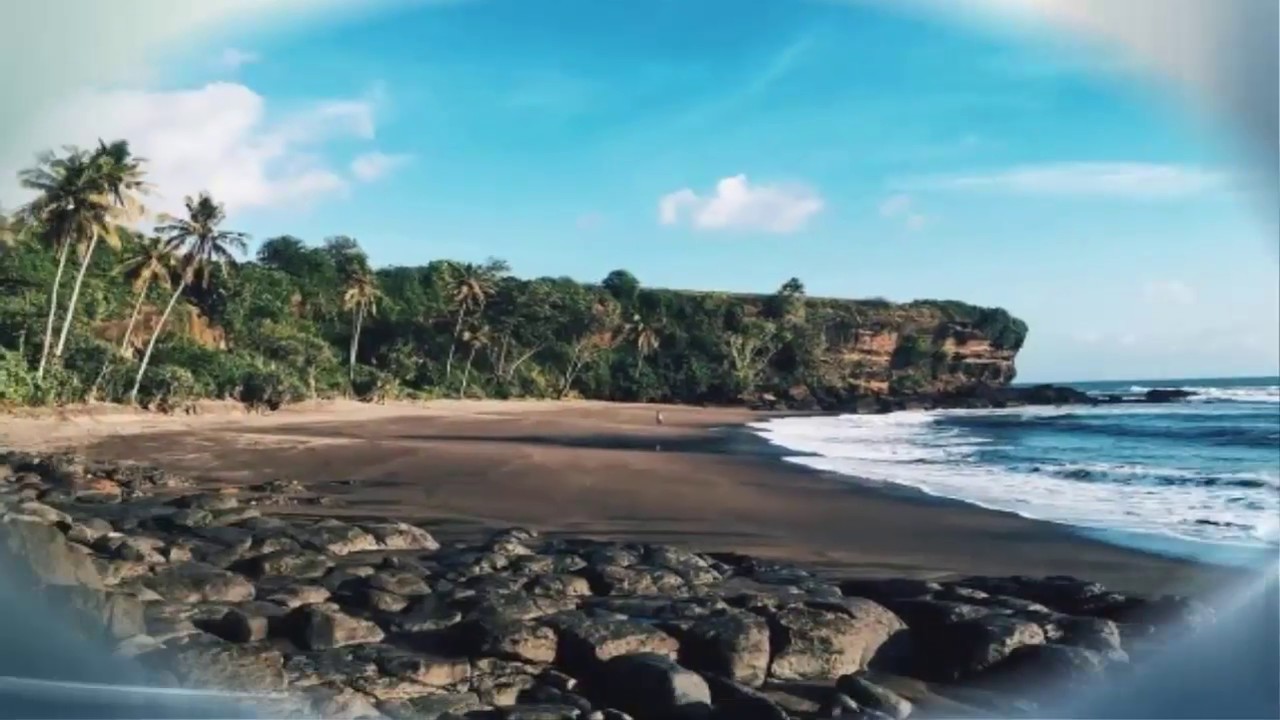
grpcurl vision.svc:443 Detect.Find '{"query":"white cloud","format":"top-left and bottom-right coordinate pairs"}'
top-left (350, 151), bottom-right (412, 182)
top-left (658, 174), bottom-right (824, 234)
top-left (878, 193), bottom-right (928, 231)
top-left (2, 81), bottom-right (387, 215)
top-left (1142, 279), bottom-right (1197, 306)
top-left (911, 162), bottom-right (1224, 199)
top-left (216, 47), bottom-right (259, 71)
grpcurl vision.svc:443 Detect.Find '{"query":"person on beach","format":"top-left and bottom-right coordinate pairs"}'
top-left (655, 410), bottom-right (664, 425)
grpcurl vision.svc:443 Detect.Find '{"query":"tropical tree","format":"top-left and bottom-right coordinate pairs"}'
top-left (0, 209), bottom-right (18, 250)
top-left (53, 140), bottom-right (148, 360)
top-left (627, 312), bottom-right (661, 375)
top-left (18, 147), bottom-right (104, 379)
top-left (130, 192), bottom-right (247, 404)
top-left (341, 266), bottom-right (381, 380)
top-left (116, 233), bottom-right (176, 355)
top-left (443, 257), bottom-right (509, 380)
top-left (458, 323), bottom-right (490, 398)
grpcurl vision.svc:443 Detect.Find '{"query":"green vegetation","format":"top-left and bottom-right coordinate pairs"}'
top-left (0, 140), bottom-right (1028, 411)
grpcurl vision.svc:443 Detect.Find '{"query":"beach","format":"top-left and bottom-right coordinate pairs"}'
top-left (0, 399), bottom-right (1244, 596)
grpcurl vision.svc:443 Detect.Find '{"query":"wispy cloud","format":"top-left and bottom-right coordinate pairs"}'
top-left (878, 193), bottom-right (928, 232)
top-left (1142, 279), bottom-right (1197, 306)
top-left (215, 47), bottom-right (260, 71)
top-left (350, 151), bottom-right (412, 182)
top-left (659, 174), bottom-right (824, 234)
top-left (903, 162), bottom-right (1224, 199)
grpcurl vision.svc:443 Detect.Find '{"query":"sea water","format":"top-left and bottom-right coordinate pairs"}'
top-left (750, 377), bottom-right (1280, 566)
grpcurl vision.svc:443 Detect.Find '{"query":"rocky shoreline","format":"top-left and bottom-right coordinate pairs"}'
top-left (757, 383), bottom-right (1199, 413)
top-left (1, 450), bottom-right (1217, 719)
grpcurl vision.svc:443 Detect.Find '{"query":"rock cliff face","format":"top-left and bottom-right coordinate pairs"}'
top-left (748, 297), bottom-right (1028, 409)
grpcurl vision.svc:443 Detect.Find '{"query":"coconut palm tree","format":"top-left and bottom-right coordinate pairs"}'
top-left (116, 233), bottom-right (176, 355)
top-left (52, 139), bottom-right (148, 360)
top-left (130, 192), bottom-right (247, 404)
top-left (628, 313), bottom-right (661, 375)
top-left (443, 258), bottom-right (509, 381)
top-left (18, 147), bottom-right (108, 380)
top-left (341, 266), bottom-right (382, 380)
top-left (458, 323), bottom-right (490, 398)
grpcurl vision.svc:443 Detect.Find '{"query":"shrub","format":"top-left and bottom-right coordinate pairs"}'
top-left (134, 365), bottom-right (199, 411)
top-left (239, 366), bottom-right (307, 411)
top-left (0, 349), bottom-right (34, 405)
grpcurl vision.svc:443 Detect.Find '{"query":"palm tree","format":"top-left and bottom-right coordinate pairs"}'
top-left (0, 209), bottom-right (18, 250)
top-left (117, 233), bottom-right (176, 354)
top-left (130, 192), bottom-right (247, 404)
top-left (52, 139), bottom-right (148, 361)
top-left (458, 324), bottom-right (490, 398)
top-left (443, 258), bottom-right (509, 381)
top-left (18, 148), bottom-right (106, 380)
top-left (341, 266), bottom-right (382, 381)
top-left (628, 313), bottom-right (661, 374)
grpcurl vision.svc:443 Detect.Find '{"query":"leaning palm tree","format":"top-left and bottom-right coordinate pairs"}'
top-left (443, 258), bottom-right (509, 380)
top-left (18, 147), bottom-right (108, 379)
top-left (116, 233), bottom-right (176, 355)
top-left (53, 139), bottom-right (148, 360)
top-left (341, 266), bottom-right (382, 381)
top-left (130, 192), bottom-right (247, 404)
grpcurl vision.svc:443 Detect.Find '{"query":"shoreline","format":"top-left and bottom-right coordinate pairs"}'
top-left (0, 399), bottom-right (1251, 597)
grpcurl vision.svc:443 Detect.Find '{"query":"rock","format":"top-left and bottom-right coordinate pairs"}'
top-left (345, 587), bottom-right (411, 613)
top-left (93, 534), bottom-right (166, 563)
top-left (389, 594), bottom-right (464, 633)
top-left (208, 605), bottom-right (283, 643)
top-left (45, 584), bottom-right (146, 640)
top-left (288, 603), bottom-right (387, 650)
top-left (840, 578), bottom-right (943, 602)
top-left (284, 647), bottom-right (382, 687)
top-left (143, 562), bottom-right (254, 603)
top-left (95, 559), bottom-right (152, 585)
top-left (368, 570), bottom-right (432, 596)
top-left (583, 564), bottom-right (684, 596)
top-left (1, 514), bottom-right (104, 587)
top-left (75, 478), bottom-right (123, 504)
top-left (139, 634), bottom-right (287, 691)
top-left (835, 674), bottom-right (913, 719)
top-left (1044, 615), bottom-right (1123, 651)
top-left (169, 491), bottom-right (241, 511)
top-left (379, 692), bottom-right (488, 719)
top-left (1144, 388), bottom-right (1194, 403)
top-left (502, 705), bottom-right (583, 720)
top-left (677, 609), bottom-right (771, 687)
top-left (466, 618), bottom-right (559, 664)
top-left (13, 500), bottom-right (72, 525)
top-left (883, 598), bottom-right (995, 630)
top-left (597, 653), bottom-right (711, 720)
top-left (703, 675), bottom-right (790, 720)
top-left (63, 518), bottom-right (115, 546)
top-left (296, 519), bottom-right (379, 555)
top-left (471, 657), bottom-right (541, 705)
top-left (914, 616), bottom-right (1046, 682)
top-left (376, 650), bottom-right (471, 688)
top-left (266, 583), bottom-right (332, 609)
top-left (470, 591), bottom-right (579, 623)
top-left (301, 683), bottom-right (384, 719)
top-left (767, 601), bottom-right (906, 681)
top-left (546, 612), bottom-right (680, 671)
top-left (234, 549), bottom-right (333, 579)
top-left (982, 643), bottom-right (1110, 690)
top-left (362, 521), bottom-right (441, 551)
top-left (527, 573), bottom-right (593, 598)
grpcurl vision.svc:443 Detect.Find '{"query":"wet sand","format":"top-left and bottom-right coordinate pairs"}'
top-left (0, 400), bottom-right (1246, 595)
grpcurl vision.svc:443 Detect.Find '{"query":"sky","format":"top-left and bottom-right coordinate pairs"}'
top-left (0, 0), bottom-right (1276, 383)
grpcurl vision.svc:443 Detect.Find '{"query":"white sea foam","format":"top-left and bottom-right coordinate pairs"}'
top-left (751, 407), bottom-right (1280, 562)
top-left (1124, 384), bottom-right (1280, 403)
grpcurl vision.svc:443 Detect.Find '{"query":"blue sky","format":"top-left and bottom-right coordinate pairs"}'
top-left (5, 0), bottom-right (1278, 382)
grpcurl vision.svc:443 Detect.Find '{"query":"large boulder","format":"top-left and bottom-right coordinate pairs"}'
top-left (45, 584), bottom-right (146, 641)
top-left (138, 635), bottom-right (287, 691)
top-left (233, 549), bottom-right (333, 579)
top-left (293, 519), bottom-right (379, 556)
top-left (287, 604), bottom-right (386, 650)
top-left (767, 601), bottom-right (906, 681)
top-left (835, 673), bottom-right (913, 720)
top-left (913, 615), bottom-right (1046, 682)
top-left (596, 653), bottom-right (711, 720)
top-left (546, 612), bottom-right (679, 671)
top-left (677, 609), bottom-right (771, 687)
top-left (143, 562), bottom-right (255, 603)
top-left (1, 515), bottom-right (104, 588)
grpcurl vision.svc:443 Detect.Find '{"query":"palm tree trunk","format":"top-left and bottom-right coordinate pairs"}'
top-left (460, 345), bottom-right (477, 398)
top-left (119, 280), bottom-right (151, 354)
top-left (54, 230), bottom-right (100, 359)
top-left (445, 305), bottom-right (466, 380)
top-left (36, 239), bottom-right (72, 380)
top-left (349, 307), bottom-right (363, 381)
top-left (129, 280), bottom-right (185, 405)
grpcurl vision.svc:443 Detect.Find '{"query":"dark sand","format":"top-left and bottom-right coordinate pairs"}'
top-left (18, 399), bottom-right (1241, 597)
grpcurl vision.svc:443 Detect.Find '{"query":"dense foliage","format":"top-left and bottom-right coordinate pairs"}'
top-left (0, 141), bottom-right (1027, 411)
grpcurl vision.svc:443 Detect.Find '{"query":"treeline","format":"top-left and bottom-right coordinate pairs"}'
top-left (0, 140), bottom-right (1026, 411)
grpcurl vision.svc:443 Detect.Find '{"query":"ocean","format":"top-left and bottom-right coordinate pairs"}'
top-left (750, 376), bottom-right (1280, 566)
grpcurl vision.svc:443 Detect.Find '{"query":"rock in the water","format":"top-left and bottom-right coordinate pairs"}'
top-left (677, 609), bottom-right (771, 687)
top-left (143, 562), bottom-right (255, 603)
top-left (288, 603), bottom-right (387, 650)
top-left (835, 673), bottom-right (913, 719)
top-left (597, 653), bottom-right (711, 720)
top-left (2, 515), bottom-right (104, 587)
top-left (768, 601), bottom-right (906, 681)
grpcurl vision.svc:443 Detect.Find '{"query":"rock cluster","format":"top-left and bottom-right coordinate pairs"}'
top-left (1, 450), bottom-right (1215, 719)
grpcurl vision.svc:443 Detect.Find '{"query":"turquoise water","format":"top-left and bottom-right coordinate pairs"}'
top-left (752, 377), bottom-right (1280, 566)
